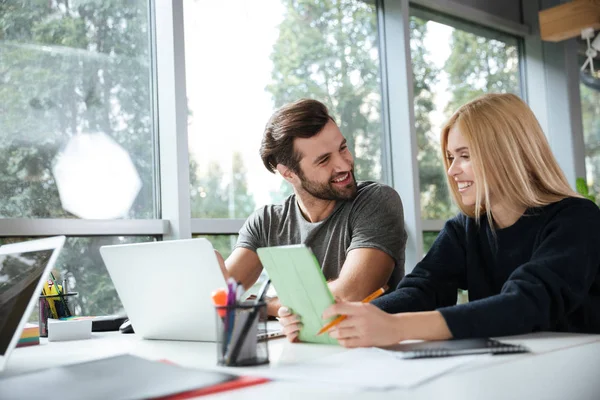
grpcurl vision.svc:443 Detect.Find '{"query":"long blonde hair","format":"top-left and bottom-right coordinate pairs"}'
top-left (441, 93), bottom-right (579, 225)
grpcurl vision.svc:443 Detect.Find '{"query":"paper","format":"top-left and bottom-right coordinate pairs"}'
top-left (254, 347), bottom-right (478, 389)
top-left (257, 245), bottom-right (337, 344)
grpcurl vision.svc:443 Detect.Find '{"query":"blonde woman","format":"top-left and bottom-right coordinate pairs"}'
top-left (279, 93), bottom-right (600, 346)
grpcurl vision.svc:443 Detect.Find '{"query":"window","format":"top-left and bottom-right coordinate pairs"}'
top-left (0, 1), bottom-right (156, 314)
top-left (0, 1), bottom-right (156, 219)
top-left (581, 82), bottom-right (600, 204)
top-left (409, 8), bottom-right (522, 247)
top-left (1, 236), bottom-right (155, 316)
top-left (185, 0), bottom-right (386, 219)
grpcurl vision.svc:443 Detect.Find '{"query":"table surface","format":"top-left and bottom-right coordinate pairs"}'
top-left (4, 329), bottom-right (600, 400)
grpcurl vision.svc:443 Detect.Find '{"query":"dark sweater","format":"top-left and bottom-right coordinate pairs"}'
top-left (372, 197), bottom-right (600, 339)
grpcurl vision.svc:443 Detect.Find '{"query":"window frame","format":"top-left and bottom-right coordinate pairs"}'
top-left (2, 0), bottom-right (585, 276)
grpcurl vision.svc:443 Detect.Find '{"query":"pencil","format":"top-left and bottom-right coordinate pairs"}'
top-left (317, 286), bottom-right (387, 335)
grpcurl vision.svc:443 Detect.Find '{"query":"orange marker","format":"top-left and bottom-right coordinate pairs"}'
top-left (317, 286), bottom-right (387, 335)
top-left (211, 288), bottom-right (228, 318)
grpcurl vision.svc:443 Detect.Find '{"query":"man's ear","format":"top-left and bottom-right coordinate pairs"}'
top-left (276, 164), bottom-right (295, 183)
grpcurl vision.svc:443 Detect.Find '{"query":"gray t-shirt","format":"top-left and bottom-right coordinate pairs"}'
top-left (236, 181), bottom-right (407, 290)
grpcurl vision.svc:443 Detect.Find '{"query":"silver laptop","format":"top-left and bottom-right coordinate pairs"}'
top-left (100, 238), bottom-right (283, 342)
top-left (100, 238), bottom-right (225, 342)
top-left (0, 236), bottom-right (66, 372)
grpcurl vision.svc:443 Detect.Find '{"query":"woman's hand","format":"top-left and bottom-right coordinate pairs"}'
top-left (278, 306), bottom-right (302, 343)
top-left (322, 302), bottom-right (403, 348)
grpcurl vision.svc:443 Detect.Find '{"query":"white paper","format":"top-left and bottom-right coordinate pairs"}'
top-left (257, 347), bottom-right (478, 390)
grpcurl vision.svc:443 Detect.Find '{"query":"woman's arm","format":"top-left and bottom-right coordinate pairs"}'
top-left (322, 303), bottom-right (452, 348)
top-left (372, 216), bottom-right (468, 313)
top-left (439, 201), bottom-right (600, 339)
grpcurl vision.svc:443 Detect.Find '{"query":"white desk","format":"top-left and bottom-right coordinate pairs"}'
top-left (5, 331), bottom-right (600, 400)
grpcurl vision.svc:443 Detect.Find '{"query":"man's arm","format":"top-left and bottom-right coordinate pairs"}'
top-left (278, 247), bottom-right (394, 341)
top-left (221, 247), bottom-right (263, 291)
top-left (327, 247), bottom-right (394, 301)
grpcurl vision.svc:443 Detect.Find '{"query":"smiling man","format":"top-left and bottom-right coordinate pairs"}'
top-left (223, 99), bottom-right (407, 317)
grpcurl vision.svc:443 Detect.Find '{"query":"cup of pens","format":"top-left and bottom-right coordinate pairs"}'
top-left (38, 274), bottom-right (77, 337)
top-left (214, 300), bottom-right (270, 367)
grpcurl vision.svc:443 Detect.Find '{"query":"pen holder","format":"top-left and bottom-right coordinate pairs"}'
top-left (38, 292), bottom-right (78, 337)
top-left (215, 301), bottom-right (269, 367)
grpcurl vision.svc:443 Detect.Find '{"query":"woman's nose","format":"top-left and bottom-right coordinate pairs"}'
top-left (447, 160), bottom-right (460, 176)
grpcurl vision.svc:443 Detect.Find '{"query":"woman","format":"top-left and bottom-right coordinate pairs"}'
top-left (279, 93), bottom-right (600, 347)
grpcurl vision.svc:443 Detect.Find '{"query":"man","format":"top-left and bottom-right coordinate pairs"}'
top-left (221, 99), bottom-right (407, 322)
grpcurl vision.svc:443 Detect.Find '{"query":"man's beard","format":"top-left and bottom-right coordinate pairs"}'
top-left (298, 169), bottom-right (358, 201)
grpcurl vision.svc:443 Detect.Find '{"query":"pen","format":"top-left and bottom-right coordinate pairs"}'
top-left (317, 286), bottom-right (387, 335)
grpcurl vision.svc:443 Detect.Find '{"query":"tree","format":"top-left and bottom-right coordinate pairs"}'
top-left (0, 0), bottom-right (153, 315)
top-left (444, 30), bottom-right (520, 115)
top-left (581, 82), bottom-right (600, 204)
top-left (266, 0), bottom-right (383, 191)
top-left (190, 152), bottom-right (256, 258)
top-left (410, 17), bottom-right (451, 220)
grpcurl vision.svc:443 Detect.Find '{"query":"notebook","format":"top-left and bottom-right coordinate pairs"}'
top-left (257, 245), bottom-right (337, 345)
top-left (0, 354), bottom-right (268, 400)
top-left (99, 238), bottom-right (282, 342)
top-left (0, 236), bottom-right (66, 372)
top-left (386, 338), bottom-right (530, 359)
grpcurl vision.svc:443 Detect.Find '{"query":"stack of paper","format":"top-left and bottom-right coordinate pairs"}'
top-left (16, 323), bottom-right (40, 348)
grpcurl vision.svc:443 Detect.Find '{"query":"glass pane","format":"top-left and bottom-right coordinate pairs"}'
top-left (0, 236), bottom-right (155, 318)
top-left (185, 0), bottom-right (385, 218)
top-left (410, 10), bottom-right (522, 220)
top-left (422, 231), bottom-right (440, 253)
top-left (195, 234), bottom-right (269, 295)
top-left (194, 235), bottom-right (239, 260)
top-left (581, 82), bottom-right (600, 204)
top-left (0, 1), bottom-right (155, 219)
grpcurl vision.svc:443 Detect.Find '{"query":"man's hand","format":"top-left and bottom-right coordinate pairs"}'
top-left (278, 306), bottom-right (302, 343)
top-left (266, 296), bottom-right (281, 317)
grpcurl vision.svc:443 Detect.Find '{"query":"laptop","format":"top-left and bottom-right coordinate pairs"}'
top-left (0, 236), bottom-right (66, 372)
top-left (99, 238), bottom-right (282, 342)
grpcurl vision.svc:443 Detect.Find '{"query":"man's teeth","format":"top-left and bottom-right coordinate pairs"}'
top-left (332, 173), bottom-right (348, 183)
top-left (458, 182), bottom-right (473, 189)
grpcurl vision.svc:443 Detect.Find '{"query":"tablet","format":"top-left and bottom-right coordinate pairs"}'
top-left (256, 245), bottom-right (337, 345)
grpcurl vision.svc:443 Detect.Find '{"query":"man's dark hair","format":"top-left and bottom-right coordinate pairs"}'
top-left (260, 99), bottom-right (335, 174)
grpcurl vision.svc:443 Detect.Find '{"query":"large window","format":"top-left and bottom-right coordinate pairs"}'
top-left (581, 82), bottom-right (600, 204)
top-left (409, 9), bottom-right (522, 250)
top-left (0, 1), bottom-right (155, 314)
top-left (0, 1), bottom-right (156, 219)
top-left (184, 0), bottom-right (386, 219)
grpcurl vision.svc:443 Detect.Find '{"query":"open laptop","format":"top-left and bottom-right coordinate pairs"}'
top-left (0, 236), bottom-right (66, 373)
top-left (99, 238), bottom-right (282, 342)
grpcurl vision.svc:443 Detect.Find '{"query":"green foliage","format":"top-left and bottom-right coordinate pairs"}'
top-left (412, 18), bottom-right (521, 221)
top-left (581, 83), bottom-right (600, 205)
top-left (444, 30), bottom-right (520, 115)
top-left (422, 231), bottom-right (440, 253)
top-left (266, 0), bottom-right (382, 183)
top-left (410, 17), bottom-right (453, 220)
top-left (576, 177), bottom-right (595, 202)
top-left (189, 152), bottom-right (256, 257)
top-left (0, 0), bottom-right (153, 315)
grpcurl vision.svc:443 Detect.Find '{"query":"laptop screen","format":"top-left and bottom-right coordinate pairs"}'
top-left (0, 250), bottom-right (53, 356)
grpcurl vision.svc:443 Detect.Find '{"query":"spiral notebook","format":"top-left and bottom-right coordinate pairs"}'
top-left (387, 338), bottom-right (530, 359)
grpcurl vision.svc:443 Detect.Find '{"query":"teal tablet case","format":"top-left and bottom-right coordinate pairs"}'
top-left (257, 245), bottom-right (338, 345)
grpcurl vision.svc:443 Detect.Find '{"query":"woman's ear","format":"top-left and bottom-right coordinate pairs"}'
top-left (276, 164), bottom-right (295, 183)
